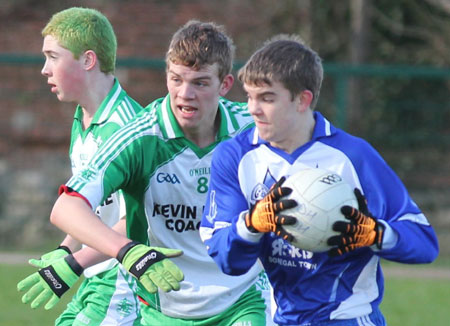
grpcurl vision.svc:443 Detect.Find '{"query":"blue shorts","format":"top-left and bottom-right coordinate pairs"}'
top-left (288, 309), bottom-right (386, 326)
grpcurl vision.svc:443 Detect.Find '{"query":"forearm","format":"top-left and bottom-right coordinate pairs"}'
top-left (72, 246), bottom-right (111, 268)
top-left (379, 220), bottom-right (439, 264)
top-left (205, 215), bottom-right (261, 276)
top-left (71, 219), bottom-right (128, 268)
top-left (59, 234), bottom-right (81, 252)
top-left (50, 193), bottom-right (131, 259)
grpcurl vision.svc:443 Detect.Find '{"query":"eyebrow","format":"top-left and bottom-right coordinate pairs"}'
top-left (168, 70), bottom-right (213, 81)
top-left (249, 90), bottom-right (276, 99)
top-left (42, 50), bottom-right (57, 55)
top-left (259, 91), bottom-right (276, 96)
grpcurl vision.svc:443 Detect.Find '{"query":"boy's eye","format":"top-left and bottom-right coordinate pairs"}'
top-left (262, 96), bottom-right (274, 102)
top-left (195, 81), bottom-right (207, 87)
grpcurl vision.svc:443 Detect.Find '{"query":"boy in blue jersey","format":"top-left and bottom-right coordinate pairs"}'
top-left (200, 34), bottom-right (439, 325)
top-left (17, 8), bottom-right (143, 325)
top-left (36, 20), bottom-right (276, 325)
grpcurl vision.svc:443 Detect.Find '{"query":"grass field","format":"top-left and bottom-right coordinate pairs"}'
top-left (1, 261), bottom-right (449, 325)
top-left (0, 264), bottom-right (79, 326)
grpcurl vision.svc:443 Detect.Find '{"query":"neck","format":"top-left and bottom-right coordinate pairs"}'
top-left (184, 112), bottom-right (220, 148)
top-left (271, 111), bottom-right (315, 154)
top-left (80, 74), bottom-right (115, 129)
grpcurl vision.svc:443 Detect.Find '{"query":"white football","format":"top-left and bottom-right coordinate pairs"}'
top-left (281, 168), bottom-right (357, 252)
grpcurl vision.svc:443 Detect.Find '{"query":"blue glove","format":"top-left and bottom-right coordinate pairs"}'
top-left (118, 241), bottom-right (184, 293)
top-left (28, 246), bottom-right (71, 268)
top-left (17, 255), bottom-right (83, 310)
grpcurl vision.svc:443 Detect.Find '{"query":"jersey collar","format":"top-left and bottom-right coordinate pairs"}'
top-left (158, 94), bottom-right (239, 140)
top-left (73, 78), bottom-right (123, 126)
top-left (250, 111), bottom-right (336, 145)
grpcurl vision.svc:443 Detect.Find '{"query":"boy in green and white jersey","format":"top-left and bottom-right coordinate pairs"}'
top-left (17, 8), bottom-right (142, 326)
top-left (49, 21), bottom-right (276, 325)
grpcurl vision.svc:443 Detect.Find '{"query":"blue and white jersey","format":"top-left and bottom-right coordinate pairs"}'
top-left (200, 111), bottom-right (439, 325)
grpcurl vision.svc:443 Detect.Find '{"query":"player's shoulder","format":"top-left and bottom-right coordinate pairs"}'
top-left (219, 97), bottom-right (254, 132)
top-left (108, 96), bottom-right (142, 126)
top-left (333, 127), bottom-right (378, 157)
top-left (216, 126), bottom-right (255, 155)
top-left (105, 101), bottom-right (161, 144)
top-left (130, 105), bottom-right (160, 131)
top-left (123, 95), bottom-right (144, 114)
top-left (219, 97), bottom-right (252, 118)
top-left (322, 122), bottom-right (386, 174)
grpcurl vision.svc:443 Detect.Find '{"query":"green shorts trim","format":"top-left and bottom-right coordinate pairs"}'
top-left (55, 265), bottom-right (141, 326)
top-left (140, 284), bottom-right (266, 326)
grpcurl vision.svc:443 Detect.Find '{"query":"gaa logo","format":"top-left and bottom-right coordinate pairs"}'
top-left (156, 172), bottom-right (181, 184)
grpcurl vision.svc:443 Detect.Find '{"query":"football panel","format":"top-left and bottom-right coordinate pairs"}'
top-left (281, 168), bottom-right (358, 252)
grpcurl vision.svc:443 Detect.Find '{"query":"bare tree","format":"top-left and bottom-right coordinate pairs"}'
top-left (348, 0), bottom-right (372, 130)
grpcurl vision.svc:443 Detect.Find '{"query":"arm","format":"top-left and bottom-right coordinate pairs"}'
top-left (59, 234), bottom-right (81, 252)
top-left (335, 139), bottom-right (439, 263)
top-left (19, 186), bottom-right (183, 311)
top-left (201, 140), bottom-right (263, 275)
top-left (30, 195), bottom-right (128, 269)
top-left (49, 129), bottom-right (185, 291)
top-left (72, 218), bottom-right (127, 267)
top-left (50, 193), bottom-right (130, 259)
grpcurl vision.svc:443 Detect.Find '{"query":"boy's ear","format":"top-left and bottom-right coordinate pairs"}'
top-left (219, 74), bottom-right (234, 97)
top-left (82, 50), bottom-right (97, 71)
top-left (298, 90), bottom-right (313, 112)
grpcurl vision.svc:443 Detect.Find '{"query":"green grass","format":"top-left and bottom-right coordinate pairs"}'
top-left (381, 277), bottom-right (450, 326)
top-left (1, 263), bottom-right (449, 325)
top-left (0, 264), bottom-right (80, 326)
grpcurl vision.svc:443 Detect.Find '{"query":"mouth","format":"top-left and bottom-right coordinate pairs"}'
top-left (254, 119), bottom-right (268, 126)
top-left (48, 82), bottom-right (57, 93)
top-left (178, 105), bottom-right (197, 114)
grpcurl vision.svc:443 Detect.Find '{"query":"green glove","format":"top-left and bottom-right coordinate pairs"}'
top-left (118, 241), bottom-right (184, 294)
top-left (17, 255), bottom-right (83, 310)
top-left (29, 246), bottom-right (71, 268)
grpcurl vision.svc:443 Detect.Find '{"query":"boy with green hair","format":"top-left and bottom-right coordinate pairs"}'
top-left (17, 7), bottom-right (145, 325)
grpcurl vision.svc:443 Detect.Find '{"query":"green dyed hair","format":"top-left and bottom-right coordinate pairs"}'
top-left (42, 7), bottom-right (117, 74)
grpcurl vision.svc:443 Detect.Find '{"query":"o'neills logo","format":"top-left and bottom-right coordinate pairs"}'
top-left (136, 252), bottom-right (157, 271)
top-left (44, 269), bottom-right (62, 289)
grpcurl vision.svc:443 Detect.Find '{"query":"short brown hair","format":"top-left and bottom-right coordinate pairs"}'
top-left (166, 20), bottom-right (235, 81)
top-left (238, 34), bottom-right (323, 109)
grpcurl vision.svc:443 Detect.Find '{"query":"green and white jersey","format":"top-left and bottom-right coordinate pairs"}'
top-left (69, 79), bottom-right (142, 278)
top-left (65, 95), bottom-right (263, 319)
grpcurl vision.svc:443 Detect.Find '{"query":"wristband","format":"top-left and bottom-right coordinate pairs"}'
top-left (57, 245), bottom-right (72, 255)
top-left (64, 255), bottom-right (84, 276)
top-left (117, 241), bottom-right (140, 262)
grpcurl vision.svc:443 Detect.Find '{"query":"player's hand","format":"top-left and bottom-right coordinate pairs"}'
top-left (118, 242), bottom-right (184, 294)
top-left (245, 177), bottom-right (297, 241)
top-left (328, 188), bottom-right (385, 256)
top-left (17, 255), bottom-right (83, 310)
top-left (28, 246), bottom-right (71, 268)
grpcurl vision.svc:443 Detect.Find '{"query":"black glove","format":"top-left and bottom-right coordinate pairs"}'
top-left (245, 177), bottom-right (297, 241)
top-left (328, 188), bottom-right (385, 257)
